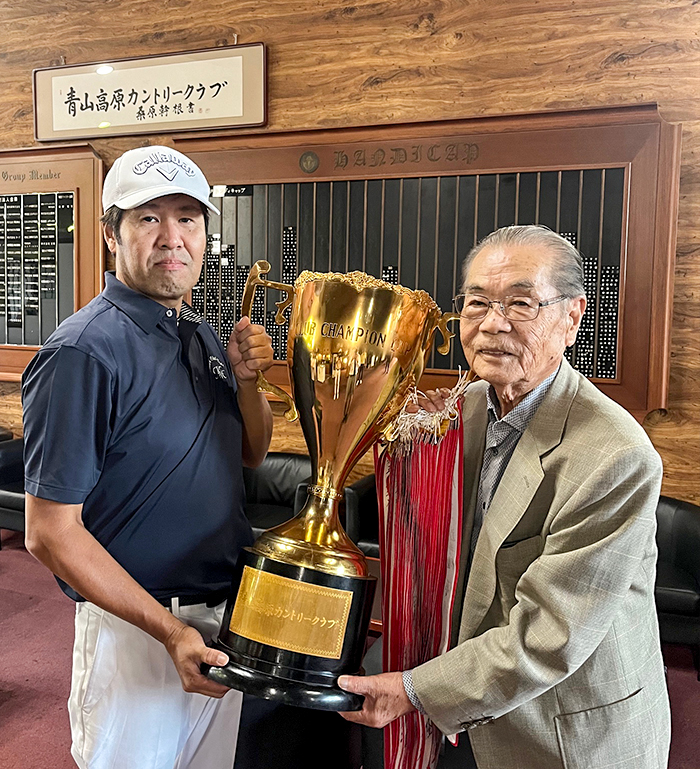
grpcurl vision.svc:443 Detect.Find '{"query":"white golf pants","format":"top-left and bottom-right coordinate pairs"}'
top-left (68, 599), bottom-right (242, 769)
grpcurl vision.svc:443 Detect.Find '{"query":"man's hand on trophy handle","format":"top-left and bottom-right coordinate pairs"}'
top-left (337, 671), bottom-right (415, 728)
top-left (227, 316), bottom-right (275, 383)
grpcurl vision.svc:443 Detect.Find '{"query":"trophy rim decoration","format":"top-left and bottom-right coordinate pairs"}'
top-left (295, 268), bottom-right (441, 311)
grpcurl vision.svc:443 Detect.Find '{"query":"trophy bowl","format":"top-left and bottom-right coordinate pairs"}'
top-left (203, 261), bottom-right (458, 710)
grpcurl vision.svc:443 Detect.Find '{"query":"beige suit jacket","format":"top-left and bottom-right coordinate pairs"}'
top-left (412, 361), bottom-right (671, 769)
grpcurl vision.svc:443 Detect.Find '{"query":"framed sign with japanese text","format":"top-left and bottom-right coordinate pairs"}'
top-left (33, 44), bottom-right (266, 141)
top-left (0, 145), bottom-right (103, 380)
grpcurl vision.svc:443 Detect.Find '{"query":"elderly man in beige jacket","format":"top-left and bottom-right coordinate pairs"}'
top-left (340, 225), bottom-right (671, 769)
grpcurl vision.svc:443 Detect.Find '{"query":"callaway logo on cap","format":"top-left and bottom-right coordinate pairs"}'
top-left (102, 145), bottom-right (220, 215)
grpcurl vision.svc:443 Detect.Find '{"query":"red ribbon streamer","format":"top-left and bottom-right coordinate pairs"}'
top-left (374, 403), bottom-right (464, 769)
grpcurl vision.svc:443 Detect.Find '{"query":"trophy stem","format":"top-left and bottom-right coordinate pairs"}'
top-left (252, 491), bottom-right (369, 578)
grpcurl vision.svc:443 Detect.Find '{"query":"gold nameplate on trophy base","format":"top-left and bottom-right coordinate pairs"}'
top-left (229, 566), bottom-right (353, 659)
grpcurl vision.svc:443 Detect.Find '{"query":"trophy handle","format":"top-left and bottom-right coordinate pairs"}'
top-left (241, 260), bottom-right (299, 423)
top-left (436, 311), bottom-right (461, 355)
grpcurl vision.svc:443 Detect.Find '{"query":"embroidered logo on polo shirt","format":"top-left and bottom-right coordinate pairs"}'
top-left (209, 356), bottom-right (228, 381)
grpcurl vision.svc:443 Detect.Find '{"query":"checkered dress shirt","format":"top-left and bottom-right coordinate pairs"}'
top-left (469, 368), bottom-right (558, 557)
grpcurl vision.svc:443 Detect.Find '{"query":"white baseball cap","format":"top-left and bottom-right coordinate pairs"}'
top-left (102, 145), bottom-right (220, 215)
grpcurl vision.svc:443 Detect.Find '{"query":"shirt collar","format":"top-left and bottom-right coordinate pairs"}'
top-left (486, 366), bottom-right (560, 433)
top-left (179, 301), bottom-right (203, 325)
top-left (102, 271), bottom-right (175, 334)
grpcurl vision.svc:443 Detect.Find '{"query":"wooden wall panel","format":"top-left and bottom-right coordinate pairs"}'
top-left (0, 0), bottom-right (698, 500)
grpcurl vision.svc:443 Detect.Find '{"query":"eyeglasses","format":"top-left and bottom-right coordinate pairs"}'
top-left (452, 293), bottom-right (569, 322)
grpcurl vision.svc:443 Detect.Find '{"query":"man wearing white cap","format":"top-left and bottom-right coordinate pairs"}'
top-left (22, 145), bottom-right (274, 768)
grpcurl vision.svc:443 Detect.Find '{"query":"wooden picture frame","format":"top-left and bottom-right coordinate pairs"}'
top-left (34, 44), bottom-right (266, 141)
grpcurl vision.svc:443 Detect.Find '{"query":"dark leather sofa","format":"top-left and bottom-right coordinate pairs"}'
top-left (655, 495), bottom-right (700, 678)
top-left (344, 472), bottom-right (380, 558)
top-left (0, 437), bottom-right (24, 548)
top-left (242, 450), bottom-right (312, 540)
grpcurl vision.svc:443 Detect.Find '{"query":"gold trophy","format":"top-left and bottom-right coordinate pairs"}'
top-left (204, 261), bottom-right (459, 710)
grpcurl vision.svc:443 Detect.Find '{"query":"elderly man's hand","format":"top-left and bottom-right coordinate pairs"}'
top-left (227, 316), bottom-right (274, 383)
top-left (337, 671), bottom-right (415, 728)
top-left (405, 387), bottom-right (452, 414)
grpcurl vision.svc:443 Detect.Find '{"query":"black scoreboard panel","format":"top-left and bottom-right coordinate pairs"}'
top-left (193, 171), bottom-right (624, 381)
top-left (0, 192), bottom-right (74, 346)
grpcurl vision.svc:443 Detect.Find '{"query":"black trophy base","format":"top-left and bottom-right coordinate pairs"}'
top-left (204, 651), bottom-right (364, 711)
top-left (203, 548), bottom-right (376, 712)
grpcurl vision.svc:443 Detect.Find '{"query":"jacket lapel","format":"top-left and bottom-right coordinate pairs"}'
top-left (460, 385), bottom-right (489, 547)
top-left (459, 361), bottom-right (580, 640)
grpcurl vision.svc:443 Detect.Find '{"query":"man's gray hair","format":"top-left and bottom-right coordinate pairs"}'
top-left (461, 225), bottom-right (586, 299)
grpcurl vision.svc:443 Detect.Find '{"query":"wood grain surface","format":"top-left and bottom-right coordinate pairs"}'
top-left (1, 0), bottom-right (699, 500)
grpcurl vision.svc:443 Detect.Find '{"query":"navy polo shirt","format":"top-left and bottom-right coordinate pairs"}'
top-left (22, 272), bottom-right (253, 602)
